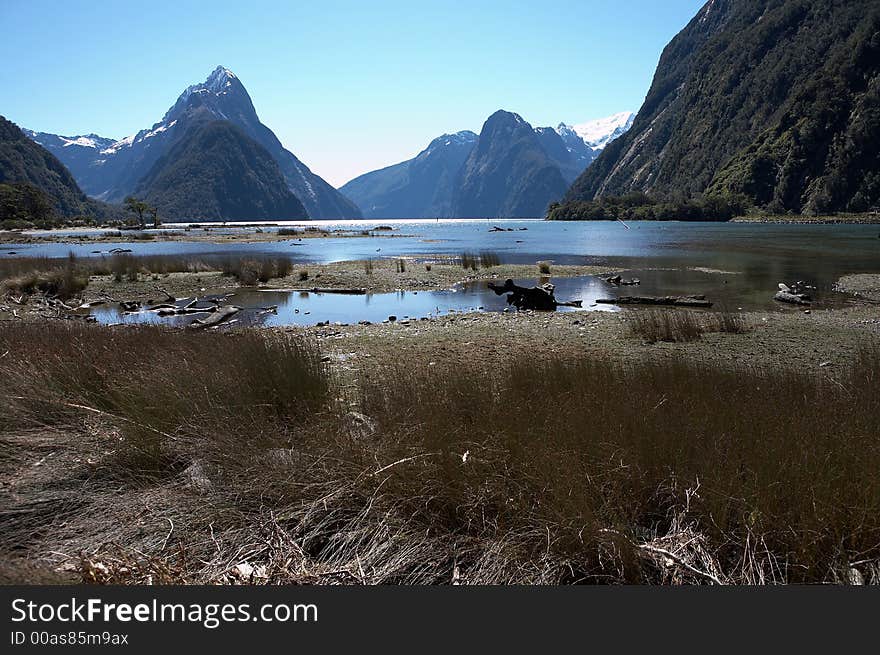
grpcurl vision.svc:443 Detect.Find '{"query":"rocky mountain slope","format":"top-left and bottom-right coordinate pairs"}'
top-left (563, 0), bottom-right (880, 214)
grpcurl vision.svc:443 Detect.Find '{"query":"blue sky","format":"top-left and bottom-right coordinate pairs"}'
top-left (0, 0), bottom-right (704, 186)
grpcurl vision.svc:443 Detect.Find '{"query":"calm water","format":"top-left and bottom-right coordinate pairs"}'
top-left (4, 219), bottom-right (878, 325)
top-left (88, 277), bottom-right (617, 328)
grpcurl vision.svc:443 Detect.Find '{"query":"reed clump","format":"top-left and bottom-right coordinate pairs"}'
top-left (460, 251), bottom-right (501, 270)
top-left (628, 310), bottom-right (752, 343)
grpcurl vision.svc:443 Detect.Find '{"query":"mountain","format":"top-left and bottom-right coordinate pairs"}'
top-left (1, 116), bottom-right (116, 223)
top-left (564, 0), bottom-right (880, 214)
top-left (133, 120), bottom-right (308, 222)
top-left (26, 66), bottom-right (362, 219)
top-left (452, 110), bottom-right (569, 218)
top-left (339, 131), bottom-right (477, 218)
top-left (339, 111), bottom-right (632, 218)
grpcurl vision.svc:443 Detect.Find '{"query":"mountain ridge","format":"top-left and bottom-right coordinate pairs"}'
top-left (341, 111), bottom-right (631, 218)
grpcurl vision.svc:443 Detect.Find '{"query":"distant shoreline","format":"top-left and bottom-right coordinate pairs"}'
top-left (730, 214), bottom-right (880, 224)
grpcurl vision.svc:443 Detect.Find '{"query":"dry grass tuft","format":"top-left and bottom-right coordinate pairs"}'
top-left (628, 310), bottom-right (751, 343)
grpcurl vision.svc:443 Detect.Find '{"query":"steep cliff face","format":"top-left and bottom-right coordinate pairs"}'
top-left (565, 0), bottom-right (880, 214)
top-left (453, 111), bottom-right (568, 218)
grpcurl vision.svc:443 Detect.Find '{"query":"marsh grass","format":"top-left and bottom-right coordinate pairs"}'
top-left (219, 256), bottom-right (293, 285)
top-left (0, 322), bottom-right (876, 584)
top-left (2, 254), bottom-right (295, 290)
top-left (1, 254), bottom-right (88, 300)
top-left (0, 324), bottom-right (329, 472)
top-left (460, 251), bottom-right (501, 270)
top-left (628, 309), bottom-right (751, 343)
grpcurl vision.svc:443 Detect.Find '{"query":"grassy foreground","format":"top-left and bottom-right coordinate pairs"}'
top-left (1, 322), bottom-right (878, 584)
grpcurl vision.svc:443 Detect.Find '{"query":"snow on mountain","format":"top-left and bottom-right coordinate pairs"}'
top-left (99, 134), bottom-right (135, 155)
top-left (422, 130), bottom-right (478, 156)
top-left (59, 135), bottom-right (100, 148)
top-left (22, 129), bottom-right (113, 151)
top-left (562, 111), bottom-right (635, 150)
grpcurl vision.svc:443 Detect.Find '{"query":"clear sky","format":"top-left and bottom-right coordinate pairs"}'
top-left (0, 0), bottom-right (705, 186)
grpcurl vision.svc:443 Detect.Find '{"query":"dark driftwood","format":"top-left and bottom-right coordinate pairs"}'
top-left (488, 279), bottom-right (582, 310)
top-left (596, 295), bottom-right (713, 308)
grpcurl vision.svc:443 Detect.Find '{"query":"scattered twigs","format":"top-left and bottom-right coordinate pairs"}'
top-left (636, 543), bottom-right (726, 585)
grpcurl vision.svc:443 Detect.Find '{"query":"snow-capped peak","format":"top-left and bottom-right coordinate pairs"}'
top-left (562, 111), bottom-right (635, 150)
top-left (164, 65), bottom-right (241, 120)
top-left (205, 65), bottom-right (237, 93)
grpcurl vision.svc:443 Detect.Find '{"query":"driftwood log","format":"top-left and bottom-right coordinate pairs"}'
top-left (487, 279), bottom-right (582, 310)
top-left (605, 275), bottom-right (641, 286)
top-left (774, 283), bottom-right (812, 305)
top-left (774, 291), bottom-right (811, 305)
top-left (189, 305), bottom-right (241, 329)
top-left (596, 295), bottom-right (713, 308)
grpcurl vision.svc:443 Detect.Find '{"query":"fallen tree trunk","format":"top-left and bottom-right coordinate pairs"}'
top-left (189, 305), bottom-right (240, 329)
top-left (488, 279), bottom-right (582, 310)
top-left (774, 290), bottom-right (811, 305)
top-left (596, 295), bottom-right (713, 308)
